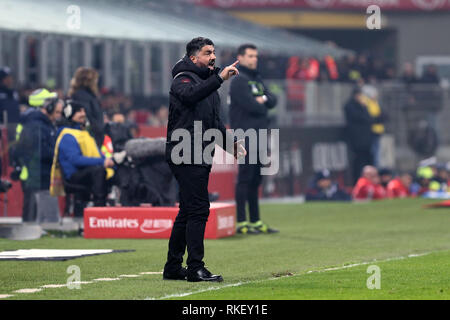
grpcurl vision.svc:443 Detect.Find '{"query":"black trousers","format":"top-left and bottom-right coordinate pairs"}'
top-left (22, 186), bottom-right (37, 222)
top-left (164, 163), bottom-right (211, 274)
top-left (236, 162), bottom-right (262, 223)
top-left (68, 165), bottom-right (107, 215)
top-left (352, 149), bottom-right (373, 184)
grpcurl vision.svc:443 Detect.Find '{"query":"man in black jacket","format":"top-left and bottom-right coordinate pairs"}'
top-left (164, 37), bottom-right (244, 282)
top-left (229, 44), bottom-right (278, 235)
top-left (0, 67), bottom-right (20, 145)
top-left (344, 87), bottom-right (375, 184)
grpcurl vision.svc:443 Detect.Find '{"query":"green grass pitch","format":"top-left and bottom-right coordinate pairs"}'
top-left (0, 198), bottom-right (449, 300)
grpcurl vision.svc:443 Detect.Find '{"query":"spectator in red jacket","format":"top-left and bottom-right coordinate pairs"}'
top-left (352, 165), bottom-right (386, 200)
top-left (386, 173), bottom-right (412, 198)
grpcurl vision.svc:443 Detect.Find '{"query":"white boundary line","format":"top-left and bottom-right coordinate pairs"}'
top-left (0, 250), bottom-right (445, 300)
top-left (147, 282), bottom-right (249, 300)
top-left (149, 251), bottom-right (437, 300)
top-left (0, 271), bottom-right (163, 299)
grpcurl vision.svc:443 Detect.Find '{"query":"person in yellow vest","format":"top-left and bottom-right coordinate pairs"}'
top-left (50, 100), bottom-right (114, 218)
top-left (360, 85), bottom-right (386, 168)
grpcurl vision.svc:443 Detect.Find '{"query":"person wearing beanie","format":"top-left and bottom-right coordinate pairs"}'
top-left (14, 88), bottom-right (63, 222)
top-left (50, 100), bottom-right (114, 218)
top-left (305, 169), bottom-right (352, 202)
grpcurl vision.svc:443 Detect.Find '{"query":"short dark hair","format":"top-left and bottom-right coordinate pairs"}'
top-left (237, 44), bottom-right (257, 56)
top-left (186, 37), bottom-right (214, 57)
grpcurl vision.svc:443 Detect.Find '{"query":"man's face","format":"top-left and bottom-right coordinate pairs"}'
top-left (363, 167), bottom-right (379, 184)
top-left (112, 113), bottom-right (125, 123)
top-left (238, 48), bottom-right (258, 70)
top-left (191, 45), bottom-right (216, 70)
top-left (381, 174), bottom-right (392, 184)
top-left (403, 63), bottom-right (413, 75)
top-left (50, 101), bottom-right (63, 123)
top-left (317, 178), bottom-right (332, 190)
top-left (71, 108), bottom-right (87, 125)
top-left (401, 174), bottom-right (412, 188)
top-left (2, 75), bottom-right (13, 88)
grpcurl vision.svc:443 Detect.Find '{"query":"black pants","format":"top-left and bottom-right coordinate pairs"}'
top-left (352, 149), bottom-right (373, 184)
top-left (22, 187), bottom-right (37, 222)
top-left (68, 165), bottom-right (107, 216)
top-left (164, 163), bottom-right (211, 274)
top-left (236, 162), bottom-right (262, 223)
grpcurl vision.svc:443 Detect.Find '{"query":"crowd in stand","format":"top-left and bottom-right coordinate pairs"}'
top-left (220, 50), bottom-right (442, 85)
top-left (283, 54), bottom-right (441, 85)
top-left (10, 52), bottom-right (441, 134)
top-left (306, 159), bottom-right (450, 202)
top-left (15, 86), bottom-right (169, 129)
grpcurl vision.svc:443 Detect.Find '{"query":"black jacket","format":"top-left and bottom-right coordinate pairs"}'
top-left (305, 183), bottom-right (351, 201)
top-left (70, 87), bottom-right (104, 147)
top-left (344, 97), bottom-right (374, 152)
top-left (166, 55), bottom-right (234, 167)
top-left (15, 110), bottom-right (58, 190)
top-left (229, 65), bottom-right (277, 131)
top-left (0, 84), bottom-right (20, 142)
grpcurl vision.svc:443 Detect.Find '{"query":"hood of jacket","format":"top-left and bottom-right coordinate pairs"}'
top-left (27, 109), bottom-right (53, 127)
top-left (171, 55), bottom-right (220, 80)
top-left (56, 122), bottom-right (83, 136)
top-left (19, 107), bottom-right (39, 125)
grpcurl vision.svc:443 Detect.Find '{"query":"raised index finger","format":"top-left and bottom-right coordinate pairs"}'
top-left (231, 60), bottom-right (239, 67)
top-left (230, 67), bottom-right (239, 75)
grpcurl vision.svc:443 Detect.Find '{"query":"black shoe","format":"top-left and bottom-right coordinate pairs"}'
top-left (187, 267), bottom-right (223, 282)
top-left (163, 267), bottom-right (187, 280)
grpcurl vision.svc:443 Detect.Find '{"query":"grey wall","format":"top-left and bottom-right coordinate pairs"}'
top-left (387, 12), bottom-right (450, 68)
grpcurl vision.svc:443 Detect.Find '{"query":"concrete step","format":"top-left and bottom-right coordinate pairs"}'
top-left (0, 223), bottom-right (43, 240)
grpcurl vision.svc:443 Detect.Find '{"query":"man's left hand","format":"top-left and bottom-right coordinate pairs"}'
top-left (234, 140), bottom-right (247, 159)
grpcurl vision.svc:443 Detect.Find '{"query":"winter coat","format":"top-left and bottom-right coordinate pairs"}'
top-left (165, 55), bottom-right (235, 167)
top-left (15, 110), bottom-right (58, 190)
top-left (228, 65), bottom-right (277, 131)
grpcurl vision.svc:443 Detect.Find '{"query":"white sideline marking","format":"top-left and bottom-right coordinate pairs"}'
top-left (150, 251), bottom-right (435, 300)
top-left (140, 272), bottom-right (163, 275)
top-left (72, 281), bottom-right (93, 284)
top-left (147, 282), bottom-right (248, 300)
top-left (307, 253), bottom-right (429, 274)
top-left (41, 284), bottom-right (67, 288)
top-left (14, 288), bottom-right (42, 294)
top-left (0, 251), bottom-right (439, 300)
top-left (94, 278), bottom-right (121, 281)
top-left (1, 271), bottom-right (162, 299)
